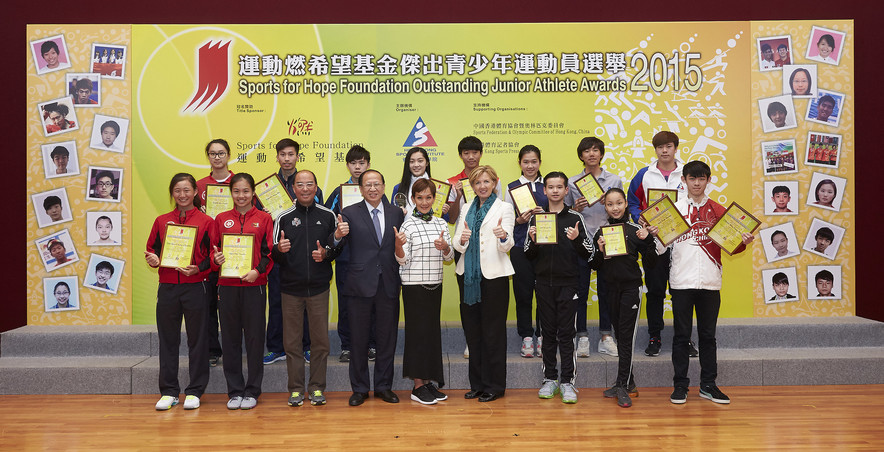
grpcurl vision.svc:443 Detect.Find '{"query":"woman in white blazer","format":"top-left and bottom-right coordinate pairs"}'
top-left (453, 165), bottom-right (515, 402)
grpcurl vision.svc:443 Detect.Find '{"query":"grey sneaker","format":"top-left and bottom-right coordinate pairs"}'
top-left (538, 379), bottom-right (559, 399)
top-left (699, 384), bottom-right (730, 404)
top-left (226, 396), bottom-right (243, 410)
top-left (240, 397), bottom-right (257, 410)
top-left (288, 392), bottom-right (305, 407)
top-left (603, 382), bottom-right (638, 398)
top-left (309, 390), bottom-right (327, 406)
top-left (560, 383), bottom-right (578, 404)
top-left (615, 386), bottom-right (632, 408)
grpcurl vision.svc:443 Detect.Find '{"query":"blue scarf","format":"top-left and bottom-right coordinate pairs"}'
top-left (463, 193), bottom-right (497, 305)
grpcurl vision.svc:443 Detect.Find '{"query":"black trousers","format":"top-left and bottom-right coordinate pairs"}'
top-left (156, 282), bottom-right (209, 397)
top-left (218, 285), bottom-right (266, 399)
top-left (510, 247), bottom-right (540, 339)
top-left (644, 248), bottom-right (670, 339)
top-left (207, 272), bottom-right (222, 357)
top-left (348, 278), bottom-right (399, 393)
top-left (536, 283), bottom-right (578, 384)
top-left (459, 275), bottom-right (510, 394)
top-left (335, 260), bottom-right (377, 352)
top-left (671, 288), bottom-right (720, 388)
top-left (402, 284), bottom-right (444, 386)
top-left (608, 284), bottom-right (641, 387)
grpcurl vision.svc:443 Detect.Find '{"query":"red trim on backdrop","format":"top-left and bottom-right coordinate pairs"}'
top-left (3, 4), bottom-right (882, 331)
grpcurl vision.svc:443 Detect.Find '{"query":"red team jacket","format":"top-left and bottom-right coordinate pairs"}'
top-left (212, 206), bottom-right (274, 287)
top-left (146, 208), bottom-right (218, 284)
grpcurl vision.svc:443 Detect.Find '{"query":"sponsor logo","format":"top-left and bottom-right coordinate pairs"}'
top-left (287, 117), bottom-right (314, 136)
top-left (183, 40), bottom-right (232, 113)
top-left (402, 116), bottom-right (437, 147)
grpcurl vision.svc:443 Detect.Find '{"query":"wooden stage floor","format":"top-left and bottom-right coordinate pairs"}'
top-left (2, 385), bottom-right (882, 451)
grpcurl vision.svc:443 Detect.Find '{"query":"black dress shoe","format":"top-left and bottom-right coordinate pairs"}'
top-left (349, 392), bottom-right (369, 406)
top-left (375, 390), bottom-right (399, 403)
top-left (464, 389), bottom-right (482, 399)
top-left (478, 391), bottom-right (504, 402)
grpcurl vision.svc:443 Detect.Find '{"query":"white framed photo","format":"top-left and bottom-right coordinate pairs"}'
top-left (782, 64), bottom-right (817, 99)
top-left (759, 95), bottom-right (797, 133)
top-left (41, 141), bottom-right (80, 179)
top-left (91, 43), bottom-right (127, 80)
top-left (804, 132), bottom-right (842, 169)
top-left (762, 267), bottom-right (799, 304)
top-left (89, 115), bottom-right (129, 153)
top-left (802, 217), bottom-right (845, 260)
top-left (37, 97), bottom-right (79, 138)
top-left (30, 34), bottom-right (72, 75)
top-left (807, 265), bottom-right (841, 300)
top-left (806, 89), bottom-right (846, 127)
top-left (35, 229), bottom-right (79, 272)
top-left (86, 211), bottom-right (122, 246)
top-left (763, 181), bottom-right (799, 216)
top-left (86, 166), bottom-right (123, 203)
top-left (756, 35), bottom-right (792, 72)
top-left (759, 222), bottom-right (800, 263)
top-left (31, 187), bottom-right (73, 229)
top-left (66, 73), bottom-right (101, 108)
top-left (805, 26), bottom-right (846, 66)
top-left (806, 172), bottom-right (846, 212)
top-left (761, 140), bottom-right (798, 176)
top-left (83, 254), bottom-right (125, 295)
top-left (44, 276), bottom-right (80, 312)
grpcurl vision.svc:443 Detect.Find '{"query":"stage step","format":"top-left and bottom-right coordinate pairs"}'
top-left (2, 318), bottom-right (883, 394)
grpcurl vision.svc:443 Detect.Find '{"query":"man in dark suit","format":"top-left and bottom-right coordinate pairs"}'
top-left (336, 169), bottom-right (405, 406)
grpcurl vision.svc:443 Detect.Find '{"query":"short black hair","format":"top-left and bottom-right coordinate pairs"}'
top-left (778, 44), bottom-right (788, 50)
top-left (96, 260), bottom-right (115, 275)
top-left (815, 227), bottom-right (835, 242)
top-left (101, 120), bottom-right (120, 136)
top-left (761, 43), bottom-right (772, 53)
top-left (96, 215), bottom-right (112, 227)
top-left (50, 146), bottom-right (69, 158)
top-left (457, 136), bottom-right (483, 155)
top-left (772, 185), bottom-right (791, 196)
top-left (75, 78), bottom-right (93, 91)
top-left (45, 102), bottom-right (69, 117)
top-left (346, 145), bottom-right (371, 163)
top-left (772, 272), bottom-right (789, 285)
top-left (43, 195), bottom-right (62, 211)
top-left (682, 160), bottom-right (711, 178)
top-left (275, 138), bottom-right (300, 154)
top-left (770, 230), bottom-right (787, 242)
top-left (767, 101), bottom-right (787, 117)
top-left (544, 171), bottom-right (569, 186)
top-left (817, 34), bottom-right (835, 49)
top-left (95, 171), bottom-right (115, 185)
top-left (818, 95), bottom-right (836, 108)
top-left (815, 269), bottom-right (834, 283)
top-left (576, 137), bottom-right (605, 159)
top-left (41, 40), bottom-right (59, 55)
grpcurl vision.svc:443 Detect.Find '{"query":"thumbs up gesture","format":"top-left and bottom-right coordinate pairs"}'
top-left (213, 244), bottom-right (226, 265)
top-left (277, 230), bottom-right (291, 253)
top-left (492, 217), bottom-right (507, 240)
top-left (312, 240), bottom-right (327, 262)
top-left (335, 214), bottom-right (349, 239)
top-left (144, 250), bottom-right (159, 267)
top-left (433, 230), bottom-right (450, 253)
top-left (566, 221), bottom-right (580, 241)
top-left (460, 220), bottom-right (472, 245)
top-left (393, 226), bottom-right (407, 248)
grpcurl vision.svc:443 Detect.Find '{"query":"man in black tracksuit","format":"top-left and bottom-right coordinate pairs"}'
top-left (524, 171), bottom-right (593, 403)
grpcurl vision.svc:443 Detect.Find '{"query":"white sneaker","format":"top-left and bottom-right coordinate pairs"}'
top-left (520, 337), bottom-right (534, 358)
top-left (463, 345), bottom-right (470, 359)
top-left (240, 397), bottom-right (257, 410)
top-left (155, 395), bottom-right (178, 411)
top-left (599, 336), bottom-right (618, 357)
top-left (183, 395), bottom-right (200, 410)
top-left (227, 396), bottom-right (242, 410)
top-left (535, 337), bottom-right (543, 358)
top-left (538, 379), bottom-right (559, 399)
top-left (576, 336), bottom-right (590, 357)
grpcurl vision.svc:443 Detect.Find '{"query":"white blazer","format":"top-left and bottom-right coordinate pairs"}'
top-left (453, 197), bottom-right (515, 279)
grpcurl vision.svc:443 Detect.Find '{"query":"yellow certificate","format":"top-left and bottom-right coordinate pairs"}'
top-left (647, 188), bottom-right (678, 204)
top-left (602, 224), bottom-right (628, 257)
top-left (255, 174), bottom-right (293, 220)
top-left (574, 172), bottom-right (605, 207)
top-left (340, 184), bottom-right (363, 209)
top-left (534, 213), bottom-right (557, 244)
top-left (460, 178), bottom-right (476, 204)
top-left (430, 179), bottom-right (451, 218)
top-left (508, 183), bottom-right (538, 215)
top-left (205, 184), bottom-right (232, 219)
top-left (220, 233), bottom-right (254, 278)
top-left (640, 196), bottom-right (690, 246)
top-left (159, 224), bottom-right (198, 268)
top-left (708, 202), bottom-right (761, 255)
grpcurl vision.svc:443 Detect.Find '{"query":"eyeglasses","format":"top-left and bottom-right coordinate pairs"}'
top-left (54, 291), bottom-right (70, 296)
top-left (208, 152), bottom-right (228, 159)
top-left (97, 182), bottom-right (114, 187)
top-left (295, 183), bottom-right (315, 189)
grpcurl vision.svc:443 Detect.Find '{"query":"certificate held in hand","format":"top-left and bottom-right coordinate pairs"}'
top-left (640, 196), bottom-right (690, 246)
top-left (340, 184), bottom-right (363, 209)
top-left (159, 224), bottom-right (197, 268)
top-left (430, 179), bottom-right (451, 218)
top-left (220, 233), bottom-right (255, 278)
top-left (534, 213), bottom-right (557, 244)
top-left (460, 178), bottom-right (476, 204)
top-left (205, 184), bottom-right (233, 219)
top-left (707, 202), bottom-right (761, 255)
top-left (601, 224), bottom-right (628, 257)
top-left (508, 183), bottom-right (538, 215)
top-left (255, 174), bottom-right (294, 220)
top-left (574, 172), bottom-right (605, 207)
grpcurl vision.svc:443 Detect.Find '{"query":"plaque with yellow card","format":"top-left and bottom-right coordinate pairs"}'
top-left (220, 233), bottom-right (255, 278)
top-left (647, 188), bottom-right (678, 204)
top-left (601, 224), bottom-right (628, 257)
top-left (534, 213), bottom-right (557, 244)
top-left (640, 196), bottom-right (690, 246)
top-left (340, 184), bottom-right (363, 209)
top-left (159, 224), bottom-right (197, 269)
top-left (707, 202), bottom-right (761, 255)
top-left (508, 183), bottom-right (538, 215)
top-left (430, 179), bottom-right (451, 218)
top-left (574, 172), bottom-right (605, 207)
top-left (255, 174), bottom-right (293, 220)
top-left (205, 184), bottom-right (232, 219)
top-left (459, 178), bottom-right (476, 204)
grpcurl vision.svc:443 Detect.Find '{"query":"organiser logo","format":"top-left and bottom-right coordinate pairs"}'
top-left (402, 116), bottom-right (437, 147)
top-left (183, 40), bottom-right (232, 113)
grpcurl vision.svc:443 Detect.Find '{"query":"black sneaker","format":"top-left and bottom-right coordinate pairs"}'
top-left (688, 341), bottom-right (699, 358)
top-left (614, 387), bottom-right (632, 408)
top-left (699, 384), bottom-right (730, 404)
top-left (209, 355), bottom-right (221, 367)
top-left (645, 338), bottom-right (661, 356)
top-left (670, 386), bottom-right (688, 404)
top-left (603, 382), bottom-right (638, 398)
top-left (411, 384), bottom-right (437, 405)
top-left (426, 382), bottom-right (448, 401)
top-left (368, 348), bottom-right (377, 361)
top-left (339, 350), bottom-right (350, 362)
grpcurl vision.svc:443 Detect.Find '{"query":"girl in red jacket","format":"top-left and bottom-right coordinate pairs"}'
top-left (212, 173), bottom-right (274, 410)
